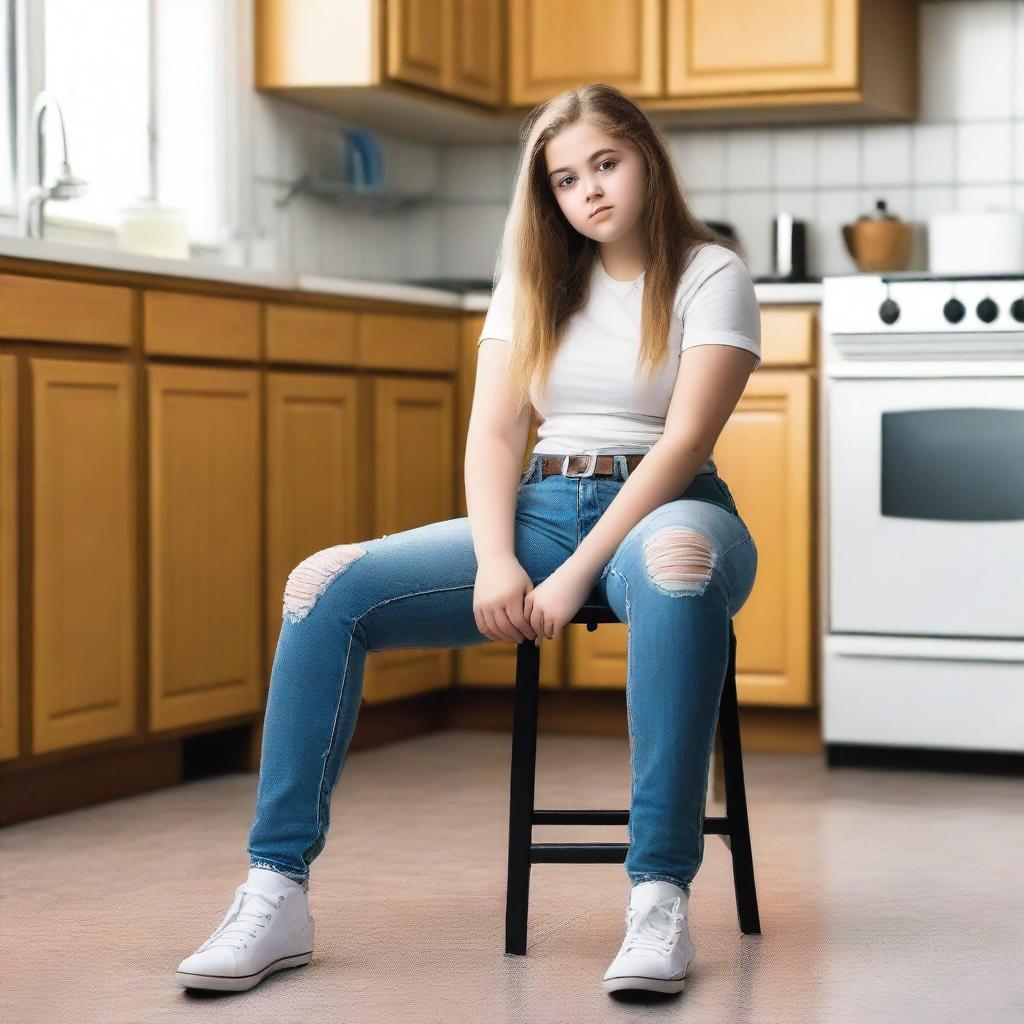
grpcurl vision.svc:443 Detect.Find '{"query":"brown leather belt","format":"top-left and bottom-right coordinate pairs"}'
top-left (539, 453), bottom-right (646, 479)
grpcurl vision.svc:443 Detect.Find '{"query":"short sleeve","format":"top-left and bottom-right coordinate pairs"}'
top-left (477, 269), bottom-right (515, 346)
top-left (679, 251), bottom-right (761, 371)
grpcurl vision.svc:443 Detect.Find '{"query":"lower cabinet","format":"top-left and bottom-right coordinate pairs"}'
top-left (147, 363), bottom-right (264, 731)
top-left (361, 375), bottom-right (457, 704)
top-left (264, 369), bottom-right (459, 706)
top-left (0, 355), bottom-right (17, 761)
top-left (30, 357), bottom-right (139, 754)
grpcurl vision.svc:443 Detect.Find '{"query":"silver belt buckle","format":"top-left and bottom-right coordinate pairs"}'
top-left (562, 453), bottom-right (597, 478)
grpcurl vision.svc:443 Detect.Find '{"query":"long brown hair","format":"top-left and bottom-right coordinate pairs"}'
top-left (492, 83), bottom-right (741, 419)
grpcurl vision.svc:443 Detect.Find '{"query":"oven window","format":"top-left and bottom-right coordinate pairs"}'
top-left (881, 408), bottom-right (1024, 521)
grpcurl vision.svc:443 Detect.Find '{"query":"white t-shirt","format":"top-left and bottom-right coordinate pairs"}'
top-left (478, 242), bottom-right (760, 474)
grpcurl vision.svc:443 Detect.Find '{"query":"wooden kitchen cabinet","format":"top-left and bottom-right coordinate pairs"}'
top-left (387, 0), bottom-right (504, 105)
top-left (508, 0), bottom-right (662, 106)
top-left (256, 0), bottom-right (916, 137)
top-left (0, 272), bottom-right (132, 348)
top-left (0, 355), bottom-right (19, 761)
top-left (147, 364), bottom-right (264, 731)
top-left (361, 374), bottom-right (459, 704)
top-left (264, 371), bottom-right (364, 674)
top-left (661, 0), bottom-right (917, 122)
top-left (255, 0), bottom-right (503, 133)
top-left (143, 290), bottom-right (261, 362)
top-left (30, 357), bottom-right (139, 754)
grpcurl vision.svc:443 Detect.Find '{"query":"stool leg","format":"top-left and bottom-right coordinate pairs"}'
top-left (505, 639), bottom-right (541, 955)
top-left (717, 622), bottom-right (761, 934)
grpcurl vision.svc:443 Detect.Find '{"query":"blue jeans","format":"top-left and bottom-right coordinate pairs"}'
top-left (247, 452), bottom-right (758, 894)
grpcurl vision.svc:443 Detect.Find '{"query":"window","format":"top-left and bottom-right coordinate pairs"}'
top-left (11, 0), bottom-right (235, 246)
top-left (0, 0), bottom-right (14, 209)
top-left (39, 0), bottom-right (152, 225)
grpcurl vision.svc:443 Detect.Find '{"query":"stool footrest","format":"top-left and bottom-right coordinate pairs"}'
top-left (533, 809), bottom-right (629, 825)
top-left (531, 842), bottom-right (628, 863)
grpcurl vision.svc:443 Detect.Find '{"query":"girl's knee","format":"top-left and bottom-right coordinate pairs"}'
top-left (283, 542), bottom-right (367, 624)
top-left (642, 525), bottom-right (717, 597)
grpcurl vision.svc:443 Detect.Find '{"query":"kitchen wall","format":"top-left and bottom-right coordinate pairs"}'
top-left (251, 0), bottom-right (1024, 282)
top-left (9, 1), bottom-right (1024, 282)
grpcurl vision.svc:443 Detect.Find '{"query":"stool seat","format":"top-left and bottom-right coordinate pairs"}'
top-left (505, 597), bottom-right (760, 955)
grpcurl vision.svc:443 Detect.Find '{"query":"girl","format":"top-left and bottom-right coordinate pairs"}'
top-left (176, 83), bottom-right (760, 998)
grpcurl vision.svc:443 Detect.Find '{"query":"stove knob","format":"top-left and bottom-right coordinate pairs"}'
top-left (976, 297), bottom-right (999, 323)
top-left (943, 297), bottom-right (965, 323)
top-left (878, 298), bottom-right (900, 324)
top-left (1010, 297), bottom-right (1024, 322)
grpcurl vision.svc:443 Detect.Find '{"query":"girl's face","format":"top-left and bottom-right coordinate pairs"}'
top-left (543, 122), bottom-right (646, 242)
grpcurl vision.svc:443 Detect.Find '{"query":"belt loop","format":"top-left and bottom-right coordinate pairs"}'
top-left (613, 455), bottom-right (625, 481)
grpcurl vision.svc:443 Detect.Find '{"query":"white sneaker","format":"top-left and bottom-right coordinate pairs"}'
top-left (602, 880), bottom-right (696, 994)
top-left (175, 869), bottom-right (315, 992)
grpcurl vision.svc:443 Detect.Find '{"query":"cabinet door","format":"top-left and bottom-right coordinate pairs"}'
top-left (0, 355), bottom-right (19, 761)
top-left (265, 371), bottom-right (363, 674)
top-left (454, 316), bottom-right (562, 688)
top-left (387, 0), bottom-right (504, 105)
top-left (509, 0), bottom-right (662, 105)
top-left (666, 0), bottom-right (857, 97)
top-left (147, 364), bottom-right (263, 731)
top-left (714, 370), bottom-right (815, 707)
top-left (30, 358), bottom-right (138, 754)
top-left (386, 0), bottom-right (447, 93)
top-left (448, 0), bottom-right (503, 105)
top-left (362, 375), bottom-right (457, 703)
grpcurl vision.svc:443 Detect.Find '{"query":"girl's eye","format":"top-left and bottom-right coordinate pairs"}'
top-left (556, 159), bottom-right (617, 190)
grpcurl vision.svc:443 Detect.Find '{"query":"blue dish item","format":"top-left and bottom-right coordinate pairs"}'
top-left (348, 129), bottom-right (382, 188)
top-left (337, 129), bottom-right (365, 186)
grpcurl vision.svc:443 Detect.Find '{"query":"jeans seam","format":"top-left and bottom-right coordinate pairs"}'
top-left (303, 581), bottom-right (477, 865)
top-left (608, 567), bottom-right (636, 864)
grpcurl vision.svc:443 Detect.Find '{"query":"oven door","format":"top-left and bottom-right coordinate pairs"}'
top-left (828, 374), bottom-right (1024, 638)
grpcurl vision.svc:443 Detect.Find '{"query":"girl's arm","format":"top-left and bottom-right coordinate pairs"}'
top-left (464, 338), bottom-right (532, 566)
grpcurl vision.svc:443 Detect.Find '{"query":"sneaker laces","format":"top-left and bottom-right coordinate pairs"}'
top-left (623, 897), bottom-right (686, 956)
top-left (203, 885), bottom-right (285, 952)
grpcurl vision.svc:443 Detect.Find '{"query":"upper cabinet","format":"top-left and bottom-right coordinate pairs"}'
top-left (508, 0), bottom-right (663, 105)
top-left (255, 0), bottom-right (918, 140)
top-left (659, 0), bottom-right (917, 123)
top-left (388, 0), bottom-right (504, 105)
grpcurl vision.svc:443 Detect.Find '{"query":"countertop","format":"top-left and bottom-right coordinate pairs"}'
top-left (0, 233), bottom-right (824, 307)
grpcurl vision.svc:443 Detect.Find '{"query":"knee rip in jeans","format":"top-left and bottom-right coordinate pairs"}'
top-left (283, 543), bottom-right (367, 623)
top-left (643, 526), bottom-right (715, 596)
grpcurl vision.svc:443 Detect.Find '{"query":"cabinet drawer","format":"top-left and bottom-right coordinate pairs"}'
top-left (265, 304), bottom-right (358, 366)
top-left (143, 291), bottom-right (260, 360)
top-left (359, 314), bottom-right (460, 371)
top-left (760, 306), bottom-right (817, 367)
top-left (0, 273), bottom-right (132, 347)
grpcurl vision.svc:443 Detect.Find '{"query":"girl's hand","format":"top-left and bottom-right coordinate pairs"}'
top-left (524, 556), bottom-right (600, 645)
top-left (473, 554), bottom-right (538, 644)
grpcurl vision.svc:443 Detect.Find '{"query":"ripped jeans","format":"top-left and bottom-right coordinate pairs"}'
top-left (247, 452), bottom-right (758, 894)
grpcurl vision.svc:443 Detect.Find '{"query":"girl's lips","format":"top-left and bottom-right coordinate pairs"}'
top-left (589, 205), bottom-right (612, 218)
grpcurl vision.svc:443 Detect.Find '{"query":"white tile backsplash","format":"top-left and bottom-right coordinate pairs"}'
top-left (862, 126), bottom-right (912, 186)
top-left (240, 0), bottom-right (1024, 281)
top-left (911, 123), bottom-right (956, 185)
top-left (956, 121), bottom-right (1014, 182)
top-left (773, 130), bottom-right (817, 189)
top-left (725, 130), bottom-right (773, 189)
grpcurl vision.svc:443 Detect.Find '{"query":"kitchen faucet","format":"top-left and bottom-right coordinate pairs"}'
top-left (19, 90), bottom-right (87, 238)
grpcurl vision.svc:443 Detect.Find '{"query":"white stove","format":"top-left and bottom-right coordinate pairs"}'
top-left (820, 271), bottom-right (1024, 773)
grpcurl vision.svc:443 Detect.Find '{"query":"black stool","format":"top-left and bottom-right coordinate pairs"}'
top-left (505, 601), bottom-right (760, 955)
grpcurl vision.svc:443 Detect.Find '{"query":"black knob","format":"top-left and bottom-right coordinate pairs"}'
top-left (879, 298), bottom-right (900, 324)
top-left (1010, 297), bottom-right (1024, 322)
top-left (943, 297), bottom-right (965, 323)
top-left (976, 297), bottom-right (998, 323)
